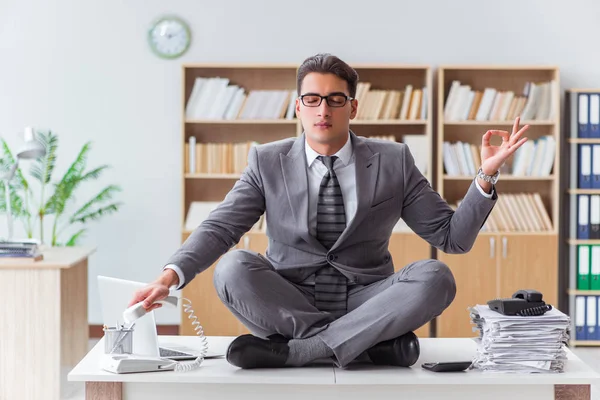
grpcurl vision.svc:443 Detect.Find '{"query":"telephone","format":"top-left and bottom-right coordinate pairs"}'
top-left (487, 289), bottom-right (552, 316)
top-left (101, 297), bottom-right (208, 374)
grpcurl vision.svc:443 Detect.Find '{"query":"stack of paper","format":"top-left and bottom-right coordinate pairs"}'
top-left (468, 305), bottom-right (570, 373)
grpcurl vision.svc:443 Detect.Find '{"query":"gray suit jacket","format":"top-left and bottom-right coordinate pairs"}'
top-left (167, 131), bottom-right (497, 289)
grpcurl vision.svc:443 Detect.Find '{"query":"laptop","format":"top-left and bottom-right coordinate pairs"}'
top-left (97, 275), bottom-right (223, 360)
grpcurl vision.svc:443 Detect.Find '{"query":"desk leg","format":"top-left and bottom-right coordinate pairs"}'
top-left (555, 384), bottom-right (591, 400)
top-left (86, 382), bottom-right (122, 400)
top-left (61, 259), bottom-right (89, 365)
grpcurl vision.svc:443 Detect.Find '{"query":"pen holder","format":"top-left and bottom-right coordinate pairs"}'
top-left (103, 325), bottom-right (134, 354)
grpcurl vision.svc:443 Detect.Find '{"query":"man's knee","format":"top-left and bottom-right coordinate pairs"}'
top-left (213, 249), bottom-right (262, 302)
top-left (407, 259), bottom-right (456, 307)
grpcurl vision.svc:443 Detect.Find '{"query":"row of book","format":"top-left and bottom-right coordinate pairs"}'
top-left (576, 195), bottom-right (600, 240)
top-left (578, 144), bottom-right (600, 189)
top-left (354, 82), bottom-right (427, 120)
top-left (443, 135), bottom-right (556, 177)
top-left (455, 193), bottom-right (552, 232)
top-left (575, 93), bottom-right (600, 138)
top-left (574, 295), bottom-right (600, 341)
top-left (576, 245), bottom-right (600, 290)
top-left (185, 77), bottom-right (296, 120)
top-left (185, 138), bottom-right (258, 174)
top-left (444, 80), bottom-right (558, 122)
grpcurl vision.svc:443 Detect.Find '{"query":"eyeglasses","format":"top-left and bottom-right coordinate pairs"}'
top-left (299, 93), bottom-right (354, 108)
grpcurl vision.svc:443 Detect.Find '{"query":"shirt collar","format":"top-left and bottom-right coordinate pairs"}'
top-left (305, 132), bottom-right (353, 168)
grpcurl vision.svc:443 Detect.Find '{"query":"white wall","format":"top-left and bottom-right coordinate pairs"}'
top-left (1, 0), bottom-right (599, 324)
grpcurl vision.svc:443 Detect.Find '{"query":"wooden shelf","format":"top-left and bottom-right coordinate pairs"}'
top-left (436, 65), bottom-right (560, 339)
top-left (443, 175), bottom-right (555, 181)
top-left (443, 120), bottom-right (554, 126)
top-left (567, 189), bottom-right (600, 195)
top-left (567, 138), bottom-right (600, 144)
top-left (568, 290), bottom-right (600, 295)
top-left (185, 173), bottom-right (241, 179)
top-left (570, 340), bottom-right (600, 347)
top-left (568, 239), bottom-right (600, 245)
top-left (185, 119), bottom-right (296, 125)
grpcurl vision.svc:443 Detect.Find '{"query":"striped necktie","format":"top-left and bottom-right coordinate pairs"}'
top-left (315, 155), bottom-right (348, 318)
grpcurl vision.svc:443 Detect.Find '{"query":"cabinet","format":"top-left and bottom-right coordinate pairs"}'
top-left (437, 233), bottom-right (557, 337)
top-left (435, 65), bottom-right (560, 337)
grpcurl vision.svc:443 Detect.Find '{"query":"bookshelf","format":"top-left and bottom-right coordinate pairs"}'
top-left (179, 63), bottom-right (434, 338)
top-left (564, 89), bottom-right (600, 346)
top-left (435, 66), bottom-right (561, 338)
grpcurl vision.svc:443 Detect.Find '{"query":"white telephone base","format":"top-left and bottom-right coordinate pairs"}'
top-left (101, 354), bottom-right (176, 374)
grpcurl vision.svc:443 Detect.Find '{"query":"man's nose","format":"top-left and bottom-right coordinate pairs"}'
top-left (317, 100), bottom-right (331, 117)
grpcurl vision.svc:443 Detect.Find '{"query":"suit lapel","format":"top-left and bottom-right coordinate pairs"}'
top-left (332, 132), bottom-right (380, 250)
top-left (280, 134), bottom-right (326, 252)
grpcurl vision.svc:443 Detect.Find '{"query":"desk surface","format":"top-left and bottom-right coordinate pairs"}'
top-left (69, 336), bottom-right (600, 386)
top-left (0, 246), bottom-right (95, 269)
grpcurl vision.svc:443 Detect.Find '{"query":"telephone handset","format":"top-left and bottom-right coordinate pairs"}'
top-left (487, 289), bottom-right (552, 316)
top-left (101, 297), bottom-right (208, 374)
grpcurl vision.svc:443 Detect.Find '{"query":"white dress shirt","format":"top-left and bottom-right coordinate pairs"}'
top-left (165, 134), bottom-right (493, 289)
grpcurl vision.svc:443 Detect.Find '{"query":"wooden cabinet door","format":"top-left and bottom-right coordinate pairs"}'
top-left (436, 236), bottom-right (498, 338)
top-left (497, 234), bottom-right (558, 309)
top-left (180, 235), bottom-right (250, 336)
top-left (388, 232), bottom-right (433, 337)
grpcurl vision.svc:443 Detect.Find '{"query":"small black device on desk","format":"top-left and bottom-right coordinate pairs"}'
top-left (421, 361), bottom-right (472, 372)
top-left (487, 289), bottom-right (552, 316)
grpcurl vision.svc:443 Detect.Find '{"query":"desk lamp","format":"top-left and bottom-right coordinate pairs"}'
top-left (1, 127), bottom-right (46, 241)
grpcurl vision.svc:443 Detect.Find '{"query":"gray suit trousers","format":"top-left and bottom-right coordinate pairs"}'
top-left (213, 249), bottom-right (457, 368)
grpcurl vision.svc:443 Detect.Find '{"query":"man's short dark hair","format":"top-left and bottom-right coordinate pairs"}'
top-left (297, 53), bottom-right (359, 98)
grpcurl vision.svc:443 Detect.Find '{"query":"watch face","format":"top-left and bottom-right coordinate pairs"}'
top-left (148, 16), bottom-right (191, 59)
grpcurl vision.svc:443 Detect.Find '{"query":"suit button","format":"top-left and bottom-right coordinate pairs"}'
top-left (328, 254), bottom-right (335, 261)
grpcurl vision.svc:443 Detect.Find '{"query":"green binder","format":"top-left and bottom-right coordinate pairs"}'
top-left (591, 245), bottom-right (600, 290)
top-left (578, 245), bottom-right (591, 290)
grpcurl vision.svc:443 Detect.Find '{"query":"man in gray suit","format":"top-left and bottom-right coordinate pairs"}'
top-left (130, 53), bottom-right (529, 369)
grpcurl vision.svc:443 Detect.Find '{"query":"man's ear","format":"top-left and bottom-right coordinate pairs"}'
top-left (295, 97), bottom-right (301, 118)
top-left (350, 98), bottom-right (358, 119)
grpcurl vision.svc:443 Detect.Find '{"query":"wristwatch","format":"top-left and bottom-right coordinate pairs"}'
top-left (477, 167), bottom-right (500, 185)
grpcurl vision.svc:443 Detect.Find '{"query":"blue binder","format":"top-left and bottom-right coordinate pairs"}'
top-left (578, 195), bottom-right (590, 240)
top-left (576, 295), bottom-right (586, 340)
top-left (579, 145), bottom-right (592, 189)
top-left (579, 93), bottom-right (590, 138)
top-left (593, 145), bottom-right (600, 189)
top-left (591, 94), bottom-right (600, 139)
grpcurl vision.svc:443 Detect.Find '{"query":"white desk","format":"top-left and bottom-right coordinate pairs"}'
top-left (69, 336), bottom-right (600, 400)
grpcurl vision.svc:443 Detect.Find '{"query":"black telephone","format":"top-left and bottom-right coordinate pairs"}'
top-left (487, 289), bottom-right (552, 316)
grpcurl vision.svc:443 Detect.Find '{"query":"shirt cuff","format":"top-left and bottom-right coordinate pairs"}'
top-left (475, 178), bottom-right (494, 199)
top-left (164, 264), bottom-right (185, 290)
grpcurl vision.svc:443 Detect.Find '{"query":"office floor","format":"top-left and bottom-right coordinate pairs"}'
top-left (62, 339), bottom-right (600, 400)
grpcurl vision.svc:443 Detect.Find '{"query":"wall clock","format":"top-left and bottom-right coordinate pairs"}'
top-left (148, 16), bottom-right (191, 59)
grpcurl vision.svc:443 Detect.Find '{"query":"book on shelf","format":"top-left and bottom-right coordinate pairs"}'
top-left (443, 79), bottom-right (558, 122)
top-left (185, 76), bottom-right (296, 120)
top-left (576, 245), bottom-right (600, 290)
top-left (185, 140), bottom-right (258, 175)
top-left (354, 82), bottom-right (427, 120)
top-left (455, 192), bottom-right (552, 232)
top-left (443, 135), bottom-right (555, 177)
top-left (574, 294), bottom-right (600, 341)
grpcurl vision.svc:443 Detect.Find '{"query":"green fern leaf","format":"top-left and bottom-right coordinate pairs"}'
top-left (70, 202), bottom-right (122, 224)
top-left (70, 185), bottom-right (121, 223)
top-left (65, 228), bottom-right (87, 246)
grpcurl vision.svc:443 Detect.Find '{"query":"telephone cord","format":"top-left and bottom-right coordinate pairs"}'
top-left (173, 297), bottom-right (209, 372)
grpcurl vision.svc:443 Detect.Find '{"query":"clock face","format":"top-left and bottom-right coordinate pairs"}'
top-left (148, 16), bottom-right (191, 59)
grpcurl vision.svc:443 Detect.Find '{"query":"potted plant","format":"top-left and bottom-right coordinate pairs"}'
top-left (0, 130), bottom-right (122, 246)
